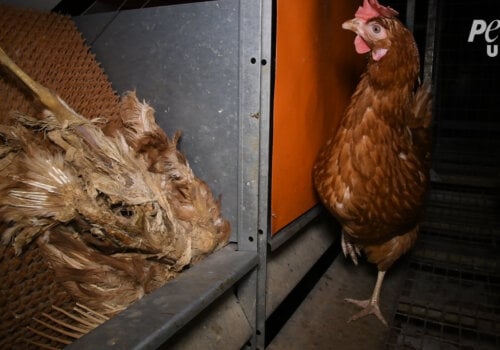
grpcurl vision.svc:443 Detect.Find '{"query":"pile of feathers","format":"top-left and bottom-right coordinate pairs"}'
top-left (0, 46), bottom-right (230, 317)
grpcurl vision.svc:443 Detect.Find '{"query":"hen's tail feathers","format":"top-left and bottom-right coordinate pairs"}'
top-left (410, 83), bottom-right (433, 167)
top-left (411, 83), bottom-right (432, 130)
top-left (24, 303), bottom-right (111, 350)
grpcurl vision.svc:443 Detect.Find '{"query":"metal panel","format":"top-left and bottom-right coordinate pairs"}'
top-left (165, 291), bottom-right (253, 350)
top-left (75, 1), bottom-right (273, 348)
top-left (256, 1), bottom-right (272, 347)
top-left (236, 0), bottom-right (272, 348)
top-left (269, 206), bottom-right (324, 252)
top-left (270, 0), bottom-right (364, 235)
top-left (237, 0), bottom-right (263, 251)
top-left (74, 1), bottom-right (240, 234)
top-left (266, 215), bottom-right (337, 318)
top-left (66, 245), bottom-right (258, 349)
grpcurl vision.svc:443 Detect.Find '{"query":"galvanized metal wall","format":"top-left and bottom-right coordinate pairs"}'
top-left (75, 1), bottom-right (240, 233)
top-left (73, 1), bottom-right (273, 348)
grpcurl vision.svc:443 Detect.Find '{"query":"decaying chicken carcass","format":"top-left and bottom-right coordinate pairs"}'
top-left (0, 46), bottom-right (230, 317)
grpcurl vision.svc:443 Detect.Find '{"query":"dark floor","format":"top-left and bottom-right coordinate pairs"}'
top-left (267, 252), bottom-right (410, 350)
top-left (267, 132), bottom-right (500, 349)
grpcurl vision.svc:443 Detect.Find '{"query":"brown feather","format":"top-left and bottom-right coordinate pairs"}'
top-left (313, 8), bottom-right (432, 325)
top-left (36, 227), bottom-right (176, 315)
top-left (314, 16), bottom-right (431, 267)
top-left (0, 45), bottom-right (230, 319)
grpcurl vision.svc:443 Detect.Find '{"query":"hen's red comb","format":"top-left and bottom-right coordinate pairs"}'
top-left (355, 0), bottom-right (398, 21)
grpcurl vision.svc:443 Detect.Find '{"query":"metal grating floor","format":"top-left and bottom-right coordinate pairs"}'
top-left (386, 179), bottom-right (500, 349)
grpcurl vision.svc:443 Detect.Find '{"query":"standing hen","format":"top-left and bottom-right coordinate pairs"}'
top-left (313, 0), bottom-right (432, 325)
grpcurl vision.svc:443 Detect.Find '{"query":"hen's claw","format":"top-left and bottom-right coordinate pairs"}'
top-left (341, 230), bottom-right (361, 266)
top-left (344, 298), bottom-right (388, 326)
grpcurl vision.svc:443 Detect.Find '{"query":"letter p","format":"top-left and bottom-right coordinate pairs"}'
top-left (468, 19), bottom-right (487, 42)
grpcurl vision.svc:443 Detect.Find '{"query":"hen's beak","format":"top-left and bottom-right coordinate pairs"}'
top-left (342, 18), bottom-right (360, 33)
top-left (342, 18), bottom-right (372, 55)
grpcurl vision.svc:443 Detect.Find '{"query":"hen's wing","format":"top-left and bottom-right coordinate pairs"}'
top-left (409, 83), bottom-right (432, 168)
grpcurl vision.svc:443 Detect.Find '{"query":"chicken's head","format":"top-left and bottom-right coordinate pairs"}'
top-left (342, 0), bottom-right (399, 61)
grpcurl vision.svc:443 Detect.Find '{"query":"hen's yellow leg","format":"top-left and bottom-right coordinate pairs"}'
top-left (345, 270), bottom-right (388, 326)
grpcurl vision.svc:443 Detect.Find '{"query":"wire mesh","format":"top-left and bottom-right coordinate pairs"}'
top-left (387, 2), bottom-right (500, 344)
top-left (431, 0), bottom-right (500, 188)
top-left (387, 259), bottom-right (500, 350)
top-left (387, 182), bottom-right (500, 349)
top-left (387, 168), bottom-right (500, 347)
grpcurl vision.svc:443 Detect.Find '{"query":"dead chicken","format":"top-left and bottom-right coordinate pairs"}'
top-left (0, 46), bottom-right (230, 318)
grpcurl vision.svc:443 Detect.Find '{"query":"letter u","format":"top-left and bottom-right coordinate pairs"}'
top-left (487, 45), bottom-right (498, 57)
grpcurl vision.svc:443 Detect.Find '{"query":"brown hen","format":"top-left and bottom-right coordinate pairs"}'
top-left (313, 0), bottom-right (432, 325)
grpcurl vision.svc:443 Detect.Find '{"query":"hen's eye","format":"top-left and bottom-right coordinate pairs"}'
top-left (371, 24), bottom-right (382, 34)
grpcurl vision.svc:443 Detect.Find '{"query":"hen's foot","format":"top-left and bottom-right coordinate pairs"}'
top-left (344, 298), bottom-right (388, 326)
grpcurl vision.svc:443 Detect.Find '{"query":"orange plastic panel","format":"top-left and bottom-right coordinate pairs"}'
top-left (271, 0), bottom-right (364, 234)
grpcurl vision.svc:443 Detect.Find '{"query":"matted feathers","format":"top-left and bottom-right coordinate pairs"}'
top-left (0, 46), bottom-right (230, 317)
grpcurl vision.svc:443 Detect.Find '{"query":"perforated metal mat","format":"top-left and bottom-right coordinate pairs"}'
top-left (0, 4), bottom-right (120, 349)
